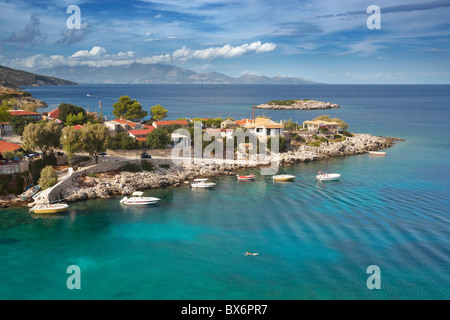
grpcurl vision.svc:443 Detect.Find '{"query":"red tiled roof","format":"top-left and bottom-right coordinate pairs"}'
top-left (153, 120), bottom-right (189, 126)
top-left (128, 126), bottom-right (155, 136)
top-left (0, 140), bottom-right (21, 154)
top-left (48, 108), bottom-right (59, 118)
top-left (73, 125), bottom-right (83, 130)
top-left (235, 119), bottom-right (253, 126)
top-left (8, 110), bottom-right (41, 116)
top-left (112, 118), bottom-right (140, 128)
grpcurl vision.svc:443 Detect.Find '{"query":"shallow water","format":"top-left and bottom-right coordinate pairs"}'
top-left (0, 84), bottom-right (448, 299)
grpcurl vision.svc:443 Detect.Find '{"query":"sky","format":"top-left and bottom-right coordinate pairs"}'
top-left (0, 0), bottom-right (449, 84)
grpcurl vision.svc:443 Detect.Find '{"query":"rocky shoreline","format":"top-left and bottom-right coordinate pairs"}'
top-left (0, 133), bottom-right (400, 208)
top-left (256, 99), bottom-right (340, 110)
top-left (56, 134), bottom-right (400, 204)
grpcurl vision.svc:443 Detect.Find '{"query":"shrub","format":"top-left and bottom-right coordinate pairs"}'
top-left (334, 134), bottom-right (342, 139)
top-left (141, 161), bottom-right (154, 172)
top-left (159, 164), bottom-right (170, 169)
top-left (109, 132), bottom-right (141, 150)
top-left (122, 163), bottom-right (142, 172)
top-left (307, 141), bottom-right (322, 147)
top-left (38, 166), bottom-right (58, 190)
top-left (341, 130), bottom-right (354, 137)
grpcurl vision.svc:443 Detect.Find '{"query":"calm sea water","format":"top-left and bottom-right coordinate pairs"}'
top-left (0, 84), bottom-right (449, 299)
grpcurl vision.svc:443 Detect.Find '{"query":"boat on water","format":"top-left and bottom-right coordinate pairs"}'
top-left (316, 172), bottom-right (341, 181)
top-left (191, 178), bottom-right (216, 188)
top-left (237, 174), bottom-right (255, 181)
top-left (120, 191), bottom-right (160, 205)
top-left (272, 174), bottom-right (295, 181)
top-left (369, 151), bottom-right (387, 156)
top-left (20, 185), bottom-right (40, 201)
top-left (30, 203), bottom-right (69, 214)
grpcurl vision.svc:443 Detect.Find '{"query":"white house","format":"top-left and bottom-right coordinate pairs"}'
top-left (242, 117), bottom-right (284, 139)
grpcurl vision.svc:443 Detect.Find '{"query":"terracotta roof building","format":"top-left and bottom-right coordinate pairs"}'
top-left (152, 120), bottom-right (189, 128)
top-left (128, 126), bottom-right (155, 141)
top-left (8, 110), bottom-right (42, 121)
top-left (0, 140), bottom-right (21, 154)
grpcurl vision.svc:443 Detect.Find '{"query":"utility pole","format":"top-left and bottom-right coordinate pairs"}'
top-left (99, 101), bottom-right (104, 123)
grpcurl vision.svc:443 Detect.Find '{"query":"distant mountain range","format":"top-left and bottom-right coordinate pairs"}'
top-left (35, 63), bottom-right (320, 85)
top-left (0, 65), bottom-right (77, 88)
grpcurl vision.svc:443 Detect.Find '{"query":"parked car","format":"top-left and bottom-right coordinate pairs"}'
top-left (141, 152), bottom-right (151, 159)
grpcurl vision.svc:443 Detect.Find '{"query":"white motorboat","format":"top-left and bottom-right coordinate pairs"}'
top-left (272, 174), bottom-right (295, 181)
top-left (316, 173), bottom-right (341, 181)
top-left (369, 151), bottom-right (386, 156)
top-left (120, 191), bottom-right (160, 205)
top-left (191, 178), bottom-right (216, 188)
top-left (20, 185), bottom-right (41, 201)
top-left (30, 203), bottom-right (69, 214)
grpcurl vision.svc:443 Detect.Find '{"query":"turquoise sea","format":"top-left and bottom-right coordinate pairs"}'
top-left (0, 84), bottom-right (449, 299)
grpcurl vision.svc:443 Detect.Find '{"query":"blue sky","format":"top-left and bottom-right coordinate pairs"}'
top-left (0, 0), bottom-right (449, 84)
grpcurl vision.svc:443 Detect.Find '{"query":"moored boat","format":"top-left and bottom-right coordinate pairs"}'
top-left (30, 203), bottom-right (69, 214)
top-left (237, 174), bottom-right (255, 181)
top-left (369, 151), bottom-right (387, 156)
top-left (20, 185), bottom-right (41, 201)
top-left (191, 178), bottom-right (216, 188)
top-left (120, 191), bottom-right (160, 205)
top-left (316, 172), bottom-right (341, 181)
top-left (272, 174), bottom-right (295, 181)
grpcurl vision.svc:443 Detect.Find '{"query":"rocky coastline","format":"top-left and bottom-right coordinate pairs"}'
top-left (256, 99), bottom-right (340, 110)
top-left (0, 133), bottom-right (400, 208)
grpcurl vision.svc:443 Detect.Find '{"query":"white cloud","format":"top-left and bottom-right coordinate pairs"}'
top-left (72, 46), bottom-right (107, 58)
top-left (172, 41), bottom-right (276, 61)
top-left (6, 41), bottom-right (277, 70)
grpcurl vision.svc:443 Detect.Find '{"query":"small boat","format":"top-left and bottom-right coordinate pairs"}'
top-left (369, 151), bottom-right (386, 156)
top-left (30, 203), bottom-right (69, 214)
top-left (316, 173), bottom-right (341, 181)
top-left (272, 174), bottom-right (295, 181)
top-left (20, 185), bottom-right (41, 201)
top-left (237, 174), bottom-right (255, 181)
top-left (120, 191), bottom-right (160, 206)
top-left (191, 178), bottom-right (216, 188)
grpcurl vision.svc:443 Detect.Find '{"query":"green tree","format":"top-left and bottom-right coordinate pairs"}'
top-left (38, 166), bottom-right (58, 190)
top-left (22, 122), bottom-right (62, 155)
top-left (9, 116), bottom-right (35, 136)
top-left (146, 128), bottom-right (170, 149)
top-left (58, 103), bottom-right (86, 124)
top-left (113, 96), bottom-right (148, 121)
top-left (108, 132), bottom-right (141, 150)
top-left (79, 123), bottom-right (110, 164)
top-left (150, 104), bottom-right (168, 121)
top-left (65, 112), bottom-right (85, 126)
top-left (0, 99), bottom-right (15, 122)
top-left (2, 150), bottom-right (24, 160)
top-left (61, 126), bottom-right (81, 165)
